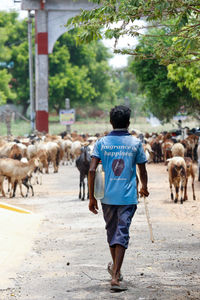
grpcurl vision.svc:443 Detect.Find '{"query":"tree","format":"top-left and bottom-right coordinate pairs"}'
top-left (129, 31), bottom-right (197, 122)
top-left (49, 41), bottom-right (97, 113)
top-left (1, 12), bottom-right (118, 114)
top-left (49, 31), bottom-right (118, 112)
top-left (67, 0), bottom-right (200, 65)
top-left (0, 12), bottom-right (29, 113)
top-left (113, 65), bottom-right (145, 119)
top-left (0, 17), bottom-right (16, 105)
top-left (167, 63), bottom-right (200, 100)
top-left (167, 62), bottom-right (200, 120)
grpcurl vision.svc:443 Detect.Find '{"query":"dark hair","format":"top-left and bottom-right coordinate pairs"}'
top-left (110, 105), bottom-right (131, 129)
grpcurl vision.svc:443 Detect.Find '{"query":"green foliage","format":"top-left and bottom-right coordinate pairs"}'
top-left (49, 41), bottom-right (95, 112)
top-left (130, 58), bottom-right (180, 121)
top-left (0, 16), bottom-right (16, 104)
top-left (0, 69), bottom-right (14, 105)
top-left (167, 62), bottom-right (200, 119)
top-left (116, 66), bottom-right (138, 98)
top-left (0, 12), bottom-right (118, 114)
top-left (0, 12), bottom-right (29, 112)
top-left (129, 30), bottom-right (197, 121)
top-left (49, 31), bottom-right (118, 111)
top-left (113, 66), bottom-right (146, 117)
top-left (168, 63), bottom-right (200, 100)
top-left (67, 0), bottom-right (200, 65)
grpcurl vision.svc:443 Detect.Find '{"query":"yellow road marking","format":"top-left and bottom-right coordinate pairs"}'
top-left (0, 202), bottom-right (31, 214)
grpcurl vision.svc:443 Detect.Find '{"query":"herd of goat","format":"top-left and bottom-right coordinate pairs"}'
top-left (0, 128), bottom-right (199, 204)
top-left (142, 129), bottom-right (200, 204)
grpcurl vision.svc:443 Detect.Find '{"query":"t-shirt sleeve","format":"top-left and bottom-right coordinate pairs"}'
top-left (92, 139), bottom-right (101, 159)
top-left (135, 141), bottom-right (147, 164)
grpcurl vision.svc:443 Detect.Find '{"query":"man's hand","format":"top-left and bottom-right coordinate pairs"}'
top-left (137, 163), bottom-right (149, 198)
top-left (88, 157), bottom-right (100, 215)
top-left (89, 197), bottom-right (99, 214)
top-left (139, 186), bottom-right (149, 197)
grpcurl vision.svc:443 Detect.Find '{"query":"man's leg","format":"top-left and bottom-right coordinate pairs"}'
top-left (110, 244), bottom-right (125, 286)
top-left (109, 246), bottom-right (115, 262)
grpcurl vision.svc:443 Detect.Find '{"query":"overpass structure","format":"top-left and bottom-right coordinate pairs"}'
top-left (21, 0), bottom-right (97, 133)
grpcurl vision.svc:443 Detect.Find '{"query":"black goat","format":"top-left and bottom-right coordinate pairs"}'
top-left (75, 146), bottom-right (91, 200)
top-left (151, 140), bottom-right (162, 163)
top-left (12, 176), bottom-right (34, 198)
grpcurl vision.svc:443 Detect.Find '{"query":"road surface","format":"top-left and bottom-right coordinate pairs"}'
top-left (0, 163), bottom-right (199, 300)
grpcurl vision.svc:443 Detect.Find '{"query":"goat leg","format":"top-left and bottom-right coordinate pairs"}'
top-left (174, 185), bottom-right (179, 203)
top-left (184, 178), bottom-right (188, 201)
top-left (0, 184), bottom-right (6, 197)
top-left (192, 179), bottom-right (196, 200)
top-left (180, 184), bottom-right (184, 204)
top-left (82, 179), bottom-right (85, 201)
top-left (0, 176), bottom-right (6, 197)
top-left (10, 180), bottom-right (17, 198)
top-left (30, 184), bottom-right (34, 196)
top-left (169, 181), bottom-right (173, 201)
top-left (24, 182), bottom-right (34, 197)
top-left (19, 181), bottom-right (24, 197)
top-left (22, 178), bottom-right (30, 197)
top-left (79, 177), bottom-right (82, 199)
top-left (87, 176), bottom-right (89, 199)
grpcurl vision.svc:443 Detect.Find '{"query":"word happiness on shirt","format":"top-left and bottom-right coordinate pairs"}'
top-left (101, 145), bottom-right (137, 157)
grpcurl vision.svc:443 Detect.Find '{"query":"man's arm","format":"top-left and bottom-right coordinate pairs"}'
top-left (137, 163), bottom-right (149, 197)
top-left (88, 157), bottom-right (100, 214)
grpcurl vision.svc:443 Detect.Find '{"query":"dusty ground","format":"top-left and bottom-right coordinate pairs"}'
top-left (0, 162), bottom-right (200, 300)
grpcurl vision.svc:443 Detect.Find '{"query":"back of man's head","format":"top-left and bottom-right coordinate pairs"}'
top-left (110, 105), bottom-right (131, 129)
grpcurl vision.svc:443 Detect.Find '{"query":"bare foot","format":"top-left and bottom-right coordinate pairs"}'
top-left (110, 279), bottom-right (128, 292)
top-left (111, 278), bottom-right (120, 287)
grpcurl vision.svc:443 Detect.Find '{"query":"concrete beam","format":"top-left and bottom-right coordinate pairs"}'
top-left (22, 0), bottom-right (98, 11)
top-left (48, 11), bottom-right (77, 53)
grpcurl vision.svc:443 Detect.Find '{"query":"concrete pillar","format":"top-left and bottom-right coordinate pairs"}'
top-left (22, 0), bottom-right (99, 134)
top-left (35, 9), bottom-right (49, 133)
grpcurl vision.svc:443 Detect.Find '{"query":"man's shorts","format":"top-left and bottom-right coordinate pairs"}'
top-left (101, 204), bottom-right (137, 249)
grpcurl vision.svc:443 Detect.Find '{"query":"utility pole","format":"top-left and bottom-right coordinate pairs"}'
top-left (65, 98), bottom-right (71, 134)
top-left (28, 10), bottom-right (35, 132)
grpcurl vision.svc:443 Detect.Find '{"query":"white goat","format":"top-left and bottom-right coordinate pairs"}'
top-left (168, 157), bottom-right (187, 204)
top-left (37, 141), bottom-right (60, 173)
top-left (70, 141), bottom-right (82, 162)
top-left (62, 139), bottom-right (73, 165)
top-left (171, 143), bottom-right (185, 158)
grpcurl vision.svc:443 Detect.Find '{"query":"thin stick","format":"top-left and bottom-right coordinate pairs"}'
top-left (143, 197), bottom-right (154, 243)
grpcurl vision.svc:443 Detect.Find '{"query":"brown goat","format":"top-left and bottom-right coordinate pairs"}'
top-left (0, 157), bottom-right (40, 197)
top-left (9, 144), bottom-right (23, 161)
top-left (162, 139), bottom-right (174, 165)
top-left (35, 149), bottom-right (49, 174)
top-left (184, 157), bottom-right (196, 201)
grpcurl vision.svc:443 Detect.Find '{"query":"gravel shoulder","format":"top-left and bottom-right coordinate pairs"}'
top-left (0, 163), bottom-right (200, 300)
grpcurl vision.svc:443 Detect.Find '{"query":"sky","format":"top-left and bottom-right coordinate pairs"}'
top-left (0, 0), bottom-right (27, 18)
top-left (0, 0), bottom-right (141, 68)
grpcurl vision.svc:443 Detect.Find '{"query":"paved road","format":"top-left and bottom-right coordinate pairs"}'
top-left (0, 163), bottom-right (200, 300)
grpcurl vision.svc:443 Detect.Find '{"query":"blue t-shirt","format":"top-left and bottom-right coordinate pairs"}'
top-left (92, 130), bottom-right (147, 205)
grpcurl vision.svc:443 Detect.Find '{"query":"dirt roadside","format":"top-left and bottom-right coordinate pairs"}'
top-left (0, 163), bottom-right (199, 300)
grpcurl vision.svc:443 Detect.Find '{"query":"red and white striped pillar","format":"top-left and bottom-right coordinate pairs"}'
top-left (35, 3), bottom-right (49, 133)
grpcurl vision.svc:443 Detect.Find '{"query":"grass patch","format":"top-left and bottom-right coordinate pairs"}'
top-left (0, 116), bottom-right (198, 137)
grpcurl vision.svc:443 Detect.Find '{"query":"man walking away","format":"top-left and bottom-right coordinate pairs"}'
top-left (88, 105), bottom-right (149, 292)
